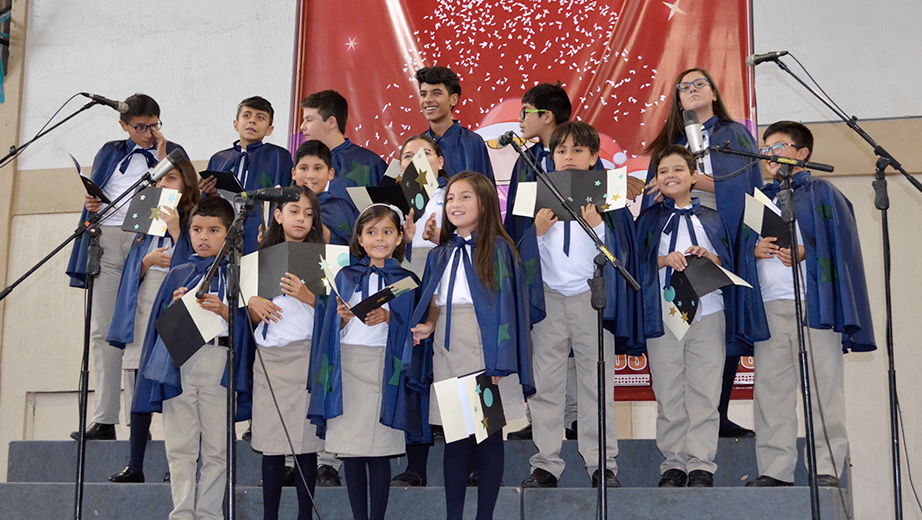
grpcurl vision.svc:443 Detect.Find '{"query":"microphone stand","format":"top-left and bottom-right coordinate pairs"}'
top-left (194, 198), bottom-right (253, 520)
top-left (769, 56), bottom-right (912, 520)
top-left (0, 167), bottom-right (156, 520)
top-left (710, 144), bottom-right (833, 520)
top-left (507, 138), bottom-right (639, 520)
top-left (0, 100), bottom-right (100, 169)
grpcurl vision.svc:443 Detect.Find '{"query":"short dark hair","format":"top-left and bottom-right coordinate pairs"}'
top-left (349, 205), bottom-right (406, 262)
top-left (301, 90), bottom-right (348, 134)
top-left (415, 66), bottom-right (461, 98)
top-left (522, 83), bottom-right (571, 125)
top-left (763, 120), bottom-right (814, 161)
top-left (294, 140), bottom-right (333, 168)
top-left (190, 196), bottom-right (234, 230)
top-left (549, 121), bottom-right (600, 155)
top-left (120, 94), bottom-right (160, 124)
top-left (653, 145), bottom-right (696, 173)
top-left (237, 96), bottom-right (275, 125)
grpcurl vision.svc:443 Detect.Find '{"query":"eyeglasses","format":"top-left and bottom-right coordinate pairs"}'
top-left (519, 108), bottom-right (546, 120)
top-left (676, 78), bottom-right (710, 92)
top-left (401, 148), bottom-right (437, 161)
top-left (130, 121), bottom-right (163, 134)
top-left (759, 142), bottom-right (801, 156)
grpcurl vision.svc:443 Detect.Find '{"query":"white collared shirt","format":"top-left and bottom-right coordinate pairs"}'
top-left (538, 220), bottom-right (606, 297)
top-left (656, 207), bottom-right (723, 319)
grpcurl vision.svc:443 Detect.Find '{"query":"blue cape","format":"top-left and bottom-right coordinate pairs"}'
top-left (317, 190), bottom-right (359, 246)
top-left (66, 138), bottom-right (186, 287)
top-left (327, 138), bottom-right (388, 200)
top-left (642, 118), bottom-right (763, 245)
top-left (207, 141), bottom-right (293, 254)
top-left (424, 121), bottom-right (495, 183)
top-left (635, 200), bottom-right (763, 356)
top-left (307, 257), bottom-right (423, 438)
top-left (751, 171), bottom-right (876, 352)
top-left (133, 255), bottom-right (255, 420)
top-left (106, 220), bottom-right (194, 348)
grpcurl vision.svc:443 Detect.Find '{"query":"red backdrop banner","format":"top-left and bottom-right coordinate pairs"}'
top-left (293, 0), bottom-right (756, 400)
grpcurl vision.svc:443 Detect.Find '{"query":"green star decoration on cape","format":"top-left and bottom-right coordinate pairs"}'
top-left (495, 255), bottom-right (511, 287)
top-left (642, 231), bottom-right (655, 250)
top-left (347, 162), bottom-right (372, 187)
top-left (314, 354), bottom-right (335, 395)
top-left (818, 257), bottom-right (838, 283)
top-left (817, 203), bottom-right (834, 221)
top-left (388, 355), bottom-right (401, 386)
top-left (523, 258), bottom-right (537, 285)
top-left (498, 323), bottom-right (511, 345)
top-left (258, 172), bottom-right (274, 189)
top-left (337, 221), bottom-right (354, 236)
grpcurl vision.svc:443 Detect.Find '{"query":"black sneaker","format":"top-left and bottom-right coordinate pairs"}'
top-left (658, 469), bottom-right (688, 488)
top-left (687, 470), bottom-right (713, 488)
top-left (590, 469), bottom-right (621, 488)
top-left (522, 468), bottom-right (558, 488)
top-left (745, 475), bottom-right (793, 487)
top-left (390, 470), bottom-right (426, 487)
top-left (317, 464), bottom-right (342, 487)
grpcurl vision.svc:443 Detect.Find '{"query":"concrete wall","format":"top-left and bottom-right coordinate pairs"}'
top-left (2, 2), bottom-right (922, 520)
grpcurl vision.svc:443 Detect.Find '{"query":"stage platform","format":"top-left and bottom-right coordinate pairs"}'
top-left (4, 437), bottom-right (851, 519)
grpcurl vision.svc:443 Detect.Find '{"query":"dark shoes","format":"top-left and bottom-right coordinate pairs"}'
top-left (70, 423), bottom-right (116, 441)
top-left (816, 474), bottom-right (840, 487)
top-left (282, 466), bottom-right (296, 487)
top-left (390, 470), bottom-right (426, 487)
top-left (658, 469), bottom-right (688, 488)
top-left (719, 420), bottom-right (755, 438)
top-left (745, 475), bottom-right (794, 487)
top-left (565, 421), bottom-right (578, 440)
top-left (163, 471), bottom-right (171, 483)
top-left (522, 468), bottom-right (558, 488)
top-left (507, 424), bottom-right (532, 441)
top-left (317, 464), bottom-right (342, 487)
top-left (108, 466), bottom-right (144, 483)
top-left (687, 470), bottom-right (714, 488)
top-left (591, 469), bottom-right (621, 488)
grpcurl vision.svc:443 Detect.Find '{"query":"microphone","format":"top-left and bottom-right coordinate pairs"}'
top-left (497, 131), bottom-right (516, 148)
top-left (149, 149), bottom-right (186, 183)
top-left (80, 92), bottom-right (129, 113)
top-left (683, 110), bottom-right (706, 160)
top-left (745, 51), bottom-right (789, 67)
top-left (238, 186), bottom-right (301, 203)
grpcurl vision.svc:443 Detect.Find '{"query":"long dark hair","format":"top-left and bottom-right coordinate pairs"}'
top-left (645, 68), bottom-right (735, 159)
top-left (439, 171), bottom-right (517, 291)
top-left (349, 204), bottom-right (406, 262)
top-left (174, 158), bottom-right (202, 219)
top-left (260, 185), bottom-right (324, 249)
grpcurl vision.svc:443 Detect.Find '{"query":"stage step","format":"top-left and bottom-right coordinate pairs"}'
top-left (0, 483), bottom-right (850, 520)
top-left (5, 438), bottom-right (852, 519)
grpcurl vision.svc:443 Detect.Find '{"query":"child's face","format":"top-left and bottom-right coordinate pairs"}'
top-left (275, 193), bottom-right (315, 242)
top-left (357, 216), bottom-right (402, 264)
top-left (418, 82), bottom-right (457, 124)
top-left (234, 106), bottom-right (274, 146)
top-left (155, 168), bottom-right (184, 192)
top-left (299, 108), bottom-right (335, 144)
top-left (518, 102), bottom-right (550, 140)
top-left (677, 71), bottom-right (716, 114)
top-left (400, 139), bottom-right (444, 174)
top-left (762, 132), bottom-right (809, 179)
top-left (119, 115), bottom-right (160, 149)
top-left (656, 154), bottom-right (698, 202)
top-left (444, 179), bottom-right (480, 237)
top-left (293, 155), bottom-right (334, 194)
top-left (552, 135), bottom-right (599, 171)
top-left (189, 215), bottom-right (228, 258)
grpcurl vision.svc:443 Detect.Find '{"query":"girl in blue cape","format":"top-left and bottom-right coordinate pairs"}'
top-left (308, 203), bottom-right (421, 520)
top-left (247, 185), bottom-right (325, 520)
top-left (106, 158), bottom-right (201, 484)
top-left (407, 171), bottom-right (534, 520)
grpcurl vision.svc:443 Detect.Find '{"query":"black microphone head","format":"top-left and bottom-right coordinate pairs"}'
top-left (683, 109), bottom-right (699, 126)
top-left (166, 148), bottom-right (185, 165)
top-left (497, 131), bottom-right (516, 147)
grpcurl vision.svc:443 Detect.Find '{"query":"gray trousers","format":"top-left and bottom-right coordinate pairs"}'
top-left (753, 300), bottom-right (849, 481)
top-left (528, 288), bottom-right (618, 479)
top-left (647, 312), bottom-right (725, 475)
top-left (90, 227), bottom-right (136, 425)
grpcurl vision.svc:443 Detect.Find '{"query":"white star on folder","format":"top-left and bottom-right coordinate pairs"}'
top-left (663, 0), bottom-right (686, 20)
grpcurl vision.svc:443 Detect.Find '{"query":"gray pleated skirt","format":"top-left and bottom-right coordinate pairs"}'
top-left (429, 305), bottom-right (486, 425)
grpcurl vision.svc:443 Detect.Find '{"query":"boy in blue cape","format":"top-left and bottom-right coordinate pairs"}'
top-left (204, 96), bottom-right (293, 254)
top-left (66, 93), bottom-right (185, 441)
top-left (291, 140), bottom-right (360, 246)
top-left (300, 90), bottom-right (388, 199)
top-left (743, 121), bottom-right (875, 488)
top-left (416, 66), bottom-right (494, 183)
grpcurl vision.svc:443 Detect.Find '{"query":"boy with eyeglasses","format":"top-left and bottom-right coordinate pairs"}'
top-left (743, 120), bottom-right (875, 487)
top-left (67, 93), bottom-right (186, 441)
